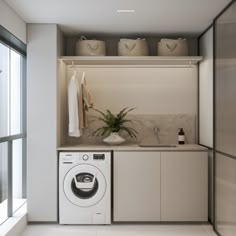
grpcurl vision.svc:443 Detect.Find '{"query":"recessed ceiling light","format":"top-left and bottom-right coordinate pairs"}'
top-left (116, 9), bottom-right (135, 13)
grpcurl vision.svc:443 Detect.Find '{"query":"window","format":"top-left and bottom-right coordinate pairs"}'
top-left (0, 39), bottom-right (26, 225)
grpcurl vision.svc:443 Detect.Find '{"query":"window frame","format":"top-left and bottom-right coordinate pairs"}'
top-left (0, 25), bottom-right (26, 225)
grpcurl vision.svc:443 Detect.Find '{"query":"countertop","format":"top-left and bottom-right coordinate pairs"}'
top-left (57, 144), bottom-right (208, 152)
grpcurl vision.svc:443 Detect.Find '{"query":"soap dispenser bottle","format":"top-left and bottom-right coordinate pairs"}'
top-left (178, 128), bottom-right (185, 145)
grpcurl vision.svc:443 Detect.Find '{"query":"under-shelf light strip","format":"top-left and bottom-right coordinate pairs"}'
top-left (68, 65), bottom-right (193, 68)
top-left (116, 9), bottom-right (135, 13)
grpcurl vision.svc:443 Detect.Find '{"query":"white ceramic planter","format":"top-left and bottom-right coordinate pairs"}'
top-left (103, 132), bottom-right (125, 145)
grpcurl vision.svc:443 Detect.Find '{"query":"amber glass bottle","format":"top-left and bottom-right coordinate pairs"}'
top-left (178, 128), bottom-right (185, 145)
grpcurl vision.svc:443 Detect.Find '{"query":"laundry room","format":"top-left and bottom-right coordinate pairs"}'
top-left (0, 1), bottom-right (236, 236)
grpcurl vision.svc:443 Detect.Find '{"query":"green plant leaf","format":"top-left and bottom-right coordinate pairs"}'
top-left (119, 119), bottom-right (133, 125)
top-left (120, 126), bottom-right (138, 139)
top-left (91, 127), bottom-right (109, 136)
top-left (117, 107), bottom-right (129, 118)
top-left (92, 108), bottom-right (106, 118)
top-left (124, 107), bottom-right (136, 118)
top-left (90, 107), bottom-right (138, 138)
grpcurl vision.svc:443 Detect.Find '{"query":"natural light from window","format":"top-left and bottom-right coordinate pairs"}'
top-left (0, 42), bottom-right (26, 225)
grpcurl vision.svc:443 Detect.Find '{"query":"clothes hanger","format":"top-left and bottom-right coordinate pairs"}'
top-left (71, 61), bottom-right (77, 76)
top-left (81, 71), bottom-right (86, 84)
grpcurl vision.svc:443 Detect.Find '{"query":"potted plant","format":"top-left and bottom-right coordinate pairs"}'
top-left (91, 107), bottom-right (138, 145)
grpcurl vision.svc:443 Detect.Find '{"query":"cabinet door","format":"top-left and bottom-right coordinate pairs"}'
top-left (161, 152), bottom-right (208, 221)
top-left (113, 151), bottom-right (161, 221)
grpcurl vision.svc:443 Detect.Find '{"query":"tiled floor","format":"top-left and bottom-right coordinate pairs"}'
top-left (20, 224), bottom-right (217, 236)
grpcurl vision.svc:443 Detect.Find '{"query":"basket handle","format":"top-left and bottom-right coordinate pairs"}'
top-left (80, 35), bottom-right (87, 40)
top-left (165, 43), bottom-right (178, 52)
top-left (87, 43), bottom-right (99, 51)
top-left (125, 43), bottom-right (136, 51)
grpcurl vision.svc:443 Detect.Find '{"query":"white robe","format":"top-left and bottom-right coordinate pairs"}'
top-left (68, 74), bottom-right (81, 137)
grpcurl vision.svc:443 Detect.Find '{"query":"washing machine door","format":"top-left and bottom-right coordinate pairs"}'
top-left (64, 164), bottom-right (107, 207)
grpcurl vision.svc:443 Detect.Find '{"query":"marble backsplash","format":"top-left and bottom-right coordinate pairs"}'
top-left (64, 114), bottom-right (196, 145)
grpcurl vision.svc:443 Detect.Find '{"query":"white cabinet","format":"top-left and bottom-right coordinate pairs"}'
top-left (113, 150), bottom-right (208, 222)
top-left (161, 151), bottom-right (208, 221)
top-left (113, 151), bottom-right (161, 221)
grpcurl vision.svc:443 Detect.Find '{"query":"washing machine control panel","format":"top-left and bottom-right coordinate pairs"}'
top-left (81, 153), bottom-right (105, 161)
top-left (60, 152), bottom-right (108, 164)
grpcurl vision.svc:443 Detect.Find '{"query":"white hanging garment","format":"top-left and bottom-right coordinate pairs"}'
top-left (68, 71), bottom-right (82, 137)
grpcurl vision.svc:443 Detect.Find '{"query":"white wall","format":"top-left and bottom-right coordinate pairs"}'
top-left (66, 66), bottom-right (198, 114)
top-left (199, 27), bottom-right (213, 148)
top-left (0, 0), bottom-right (26, 43)
top-left (27, 24), bottom-right (58, 222)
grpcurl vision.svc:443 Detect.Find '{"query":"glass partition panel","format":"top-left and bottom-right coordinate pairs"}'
top-left (216, 153), bottom-right (236, 236)
top-left (215, 1), bottom-right (236, 236)
top-left (215, 2), bottom-right (236, 156)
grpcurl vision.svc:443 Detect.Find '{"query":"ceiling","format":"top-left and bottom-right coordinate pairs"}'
top-left (5, 0), bottom-right (231, 36)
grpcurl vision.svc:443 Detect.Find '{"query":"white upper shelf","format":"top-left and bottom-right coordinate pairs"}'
top-left (60, 56), bottom-right (203, 67)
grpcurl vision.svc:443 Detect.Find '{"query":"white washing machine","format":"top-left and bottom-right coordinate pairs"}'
top-left (59, 151), bottom-right (111, 224)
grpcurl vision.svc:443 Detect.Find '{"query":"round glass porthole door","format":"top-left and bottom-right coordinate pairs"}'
top-left (64, 164), bottom-right (106, 207)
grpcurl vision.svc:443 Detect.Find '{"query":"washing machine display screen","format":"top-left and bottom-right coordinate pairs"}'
top-left (93, 154), bottom-right (105, 160)
top-left (71, 173), bottom-right (98, 199)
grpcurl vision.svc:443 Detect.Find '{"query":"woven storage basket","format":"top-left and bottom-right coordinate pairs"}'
top-left (75, 36), bottom-right (106, 56)
top-left (118, 38), bottom-right (148, 56)
top-left (157, 38), bottom-right (188, 56)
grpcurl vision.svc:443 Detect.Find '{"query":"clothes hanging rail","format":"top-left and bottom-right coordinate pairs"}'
top-left (61, 56), bottom-right (203, 68)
